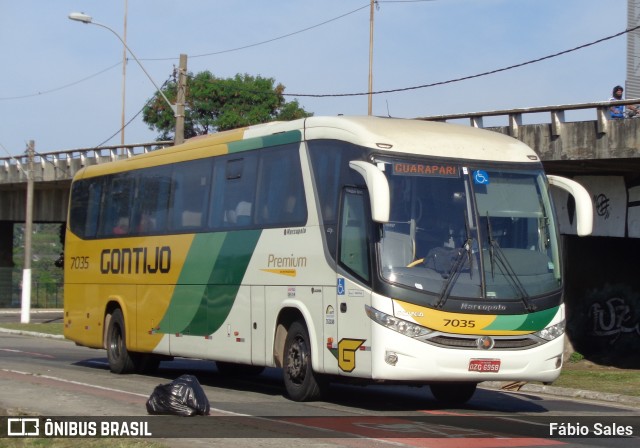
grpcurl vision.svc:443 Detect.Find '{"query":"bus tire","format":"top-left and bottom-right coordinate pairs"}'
top-left (429, 382), bottom-right (477, 404)
top-left (106, 309), bottom-right (136, 374)
top-left (283, 321), bottom-right (326, 402)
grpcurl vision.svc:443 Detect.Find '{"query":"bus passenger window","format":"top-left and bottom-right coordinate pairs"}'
top-left (169, 159), bottom-right (212, 231)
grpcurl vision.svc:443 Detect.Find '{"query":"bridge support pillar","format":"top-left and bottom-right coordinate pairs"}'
top-left (0, 221), bottom-right (14, 307)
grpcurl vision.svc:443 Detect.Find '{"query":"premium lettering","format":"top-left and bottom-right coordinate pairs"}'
top-left (267, 254), bottom-right (307, 268)
top-left (100, 246), bottom-right (171, 274)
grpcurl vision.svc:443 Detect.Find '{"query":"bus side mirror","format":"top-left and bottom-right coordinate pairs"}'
top-left (547, 175), bottom-right (593, 236)
top-left (349, 161), bottom-right (390, 223)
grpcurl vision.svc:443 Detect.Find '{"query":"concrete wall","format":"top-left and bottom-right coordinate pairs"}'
top-left (563, 236), bottom-right (640, 368)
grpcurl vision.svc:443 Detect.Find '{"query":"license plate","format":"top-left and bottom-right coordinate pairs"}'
top-left (468, 359), bottom-right (501, 372)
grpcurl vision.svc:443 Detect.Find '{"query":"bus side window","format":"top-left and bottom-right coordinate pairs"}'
top-left (98, 174), bottom-right (134, 237)
top-left (256, 145), bottom-right (307, 227)
top-left (339, 188), bottom-right (370, 282)
top-left (210, 156), bottom-right (257, 229)
top-left (131, 166), bottom-right (171, 235)
top-left (69, 179), bottom-right (102, 238)
top-left (169, 159), bottom-right (212, 231)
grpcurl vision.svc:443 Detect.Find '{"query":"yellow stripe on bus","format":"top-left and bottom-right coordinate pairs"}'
top-left (393, 300), bottom-right (532, 336)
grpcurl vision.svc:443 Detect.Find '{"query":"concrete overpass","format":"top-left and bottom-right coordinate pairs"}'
top-left (2, 102), bottom-right (639, 367)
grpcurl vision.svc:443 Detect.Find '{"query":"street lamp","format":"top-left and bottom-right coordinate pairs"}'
top-left (68, 12), bottom-right (178, 130)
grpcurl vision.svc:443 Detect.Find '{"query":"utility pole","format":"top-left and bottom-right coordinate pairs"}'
top-left (175, 53), bottom-right (188, 145)
top-left (21, 140), bottom-right (34, 324)
top-left (120, 0), bottom-right (128, 150)
top-left (368, 0), bottom-right (375, 115)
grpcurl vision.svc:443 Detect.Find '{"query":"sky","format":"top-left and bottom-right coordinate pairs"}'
top-left (0, 0), bottom-right (632, 156)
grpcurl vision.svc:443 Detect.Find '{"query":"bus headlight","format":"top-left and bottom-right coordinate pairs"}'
top-left (365, 305), bottom-right (432, 338)
top-left (534, 319), bottom-right (565, 341)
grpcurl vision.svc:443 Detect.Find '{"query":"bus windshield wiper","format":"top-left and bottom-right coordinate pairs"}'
top-left (434, 238), bottom-right (473, 309)
top-left (485, 214), bottom-right (536, 312)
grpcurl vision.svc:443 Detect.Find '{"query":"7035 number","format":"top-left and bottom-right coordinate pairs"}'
top-left (70, 256), bottom-right (90, 270)
top-left (443, 319), bottom-right (475, 328)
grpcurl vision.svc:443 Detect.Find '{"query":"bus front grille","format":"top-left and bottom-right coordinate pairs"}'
top-left (423, 334), bottom-right (541, 350)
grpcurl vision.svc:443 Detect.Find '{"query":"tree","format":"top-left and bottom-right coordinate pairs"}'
top-left (142, 71), bottom-right (312, 140)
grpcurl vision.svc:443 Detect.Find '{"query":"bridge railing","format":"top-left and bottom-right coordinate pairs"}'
top-left (2, 99), bottom-right (638, 183)
top-left (0, 141), bottom-right (172, 184)
top-left (416, 99), bottom-right (640, 138)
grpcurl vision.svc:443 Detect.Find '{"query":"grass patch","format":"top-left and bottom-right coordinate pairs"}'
top-left (0, 322), bottom-right (64, 336)
top-left (555, 363), bottom-right (640, 397)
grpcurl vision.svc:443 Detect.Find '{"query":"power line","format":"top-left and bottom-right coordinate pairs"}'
top-left (0, 61), bottom-right (121, 101)
top-left (0, 3), bottom-right (374, 99)
top-left (2, 8), bottom-right (635, 104)
top-left (284, 24), bottom-right (640, 98)
top-left (148, 3), bottom-right (373, 60)
top-left (93, 77), bottom-right (172, 147)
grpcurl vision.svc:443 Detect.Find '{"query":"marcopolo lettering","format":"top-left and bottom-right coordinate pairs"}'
top-left (100, 246), bottom-right (171, 275)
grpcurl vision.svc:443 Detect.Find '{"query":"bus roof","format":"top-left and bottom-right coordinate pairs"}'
top-left (74, 116), bottom-right (538, 179)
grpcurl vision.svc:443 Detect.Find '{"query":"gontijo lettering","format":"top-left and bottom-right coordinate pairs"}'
top-left (100, 246), bottom-right (171, 274)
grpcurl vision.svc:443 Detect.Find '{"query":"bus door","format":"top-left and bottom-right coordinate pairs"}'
top-left (334, 187), bottom-right (373, 377)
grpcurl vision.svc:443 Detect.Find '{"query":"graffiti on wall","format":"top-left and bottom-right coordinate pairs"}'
top-left (589, 297), bottom-right (640, 343)
top-left (594, 193), bottom-right (611, 220)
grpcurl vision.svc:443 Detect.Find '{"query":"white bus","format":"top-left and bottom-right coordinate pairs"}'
top-left (64, 116), bottom-right (592, 403)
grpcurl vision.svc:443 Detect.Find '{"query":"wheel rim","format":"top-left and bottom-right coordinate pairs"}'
top-left (109, 325), bottom-right (123, 359)
top-left (286, 335), bottom-right (308, 385)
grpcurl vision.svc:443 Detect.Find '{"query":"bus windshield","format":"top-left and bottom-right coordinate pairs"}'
top-left (378, 160), bottom-right (561, 301)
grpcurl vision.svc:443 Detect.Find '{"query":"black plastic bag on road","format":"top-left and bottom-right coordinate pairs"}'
top-left (146, 374), bottom-right (210, 416)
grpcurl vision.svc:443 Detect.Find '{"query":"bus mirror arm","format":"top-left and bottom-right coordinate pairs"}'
top-left (547, 175), bottom-right (593, 236)
top-left (349, 161), bottom-right (390, 223)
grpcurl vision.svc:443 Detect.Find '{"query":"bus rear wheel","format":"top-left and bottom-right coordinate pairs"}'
top-left (106, 309), bottom-right (136, 374)
top-left (283, 321), bottom-right (326, 402)
top-left (429, 382), bottom-right (477, 405)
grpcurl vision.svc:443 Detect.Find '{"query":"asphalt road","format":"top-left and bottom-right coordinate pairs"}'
top-left (1, 329), bottom-right (639, 448)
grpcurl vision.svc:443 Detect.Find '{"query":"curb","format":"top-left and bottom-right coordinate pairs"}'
top-left (0, 309), bottom-right (63, 315)
top-left (481, 381), bottom-right (640, 409)
top-left (0, 327), bottom-right (66, 340)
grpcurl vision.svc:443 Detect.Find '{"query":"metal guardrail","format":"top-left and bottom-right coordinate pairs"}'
top-left (416, 99), bottom-right (640, 138)
top-left (0, 141), bottom-right (173, 184)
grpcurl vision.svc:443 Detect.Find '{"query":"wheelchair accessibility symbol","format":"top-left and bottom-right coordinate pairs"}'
top-left (473, 170), bottom-right (490, 185)
top-left (337, 278), bottom-right (345, 296)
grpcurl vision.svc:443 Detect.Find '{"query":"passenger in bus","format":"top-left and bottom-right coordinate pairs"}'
top-left (137, 213), bottom-right (156, 232)
top-left (227, 200), bottom-right (252, 225)
top-left (112, 217), bottom-right (129, 235)
top-left (283, 194), bottom-right (299, 221)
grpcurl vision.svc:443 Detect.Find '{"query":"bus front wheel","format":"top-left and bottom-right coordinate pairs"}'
top-left (106, 309), bottom-right (136, 374)
top-left (283, 321), bottom-right (326, 402)
top-left (429, 382), bottom-right (477, 405)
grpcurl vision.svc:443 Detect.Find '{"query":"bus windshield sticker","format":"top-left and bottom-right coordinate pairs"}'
top-left (473, 170), bottom-right (490, 185)
top-left (393, 162), bottom-right (459, 177)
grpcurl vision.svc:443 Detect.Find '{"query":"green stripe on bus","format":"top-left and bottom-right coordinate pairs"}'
top-left (157, 230), bottom-right (262, 336)
top-left (484, 306), bottom-right (559, 332)
top-left (228, 130), bottom-right (302, 153)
